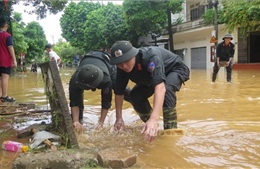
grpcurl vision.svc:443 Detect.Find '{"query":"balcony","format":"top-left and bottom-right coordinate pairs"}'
top-left (162, 18), bottom-right (207, 35)
top-left (174, 18), bottom-right (206, 32)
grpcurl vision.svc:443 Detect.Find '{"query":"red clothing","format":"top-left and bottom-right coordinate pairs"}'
top-left (0, 31), bottom-right (13, 67)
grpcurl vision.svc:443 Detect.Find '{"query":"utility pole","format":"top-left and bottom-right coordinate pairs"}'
top-left (209, 0), bottom-right (219, 62)
top-left (213, 0), bottom-right (219, 45)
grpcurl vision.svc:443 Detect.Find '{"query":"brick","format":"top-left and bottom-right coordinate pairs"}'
top-left (97, 148), bottom-right (137, 168)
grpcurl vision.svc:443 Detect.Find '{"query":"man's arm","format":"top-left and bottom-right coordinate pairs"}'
top-left (69, 76), bottom-right (84, 131)
top-left (71, 106), bottom-right (80, 123)
top-left (150, 82), bottom-right (166, 122)
top-left (228, 43), bottom-right (235, 64)
top-left (141, 82), bottom-right (166, 143)
top-left (98, 84), bottom-right (112, 129)
top-left (114, 94), bottom-right (125, 131)
top-left (57, 58), bottom-right (61, 66)
top-left (215, 44), bottom-right (221, 67)
top-left (227, 57), bottom-right (232, 66)
top-left (71, 106), bottom-right (84, 131)
top-left (96, 108), bottom-right (109, 129)
top-left (8, 46), bottom-right (17, 68)
top-left (113, 68), bottom-right (129, 130)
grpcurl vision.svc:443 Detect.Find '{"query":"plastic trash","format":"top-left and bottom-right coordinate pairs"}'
top-left (29, 130), bottom-right (61, 149)
top-left (2, 140), bottom-right (28, 153)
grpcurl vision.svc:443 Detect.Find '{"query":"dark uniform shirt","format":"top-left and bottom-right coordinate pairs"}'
top-left (216, 41), bottom-right (235, 61)
top-left (114, 46), bottom-right (189, 95)
top-left (69, 50), bottom-right (116, 109)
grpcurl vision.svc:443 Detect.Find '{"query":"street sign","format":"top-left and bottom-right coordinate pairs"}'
top-left (210, 36), bottom-right (218, 43)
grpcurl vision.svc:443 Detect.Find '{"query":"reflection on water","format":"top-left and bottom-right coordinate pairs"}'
top-left (1, 68), bottom-right (260, 168)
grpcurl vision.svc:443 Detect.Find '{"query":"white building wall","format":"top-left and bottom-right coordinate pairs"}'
top-left (161, 0), bottom-right (239, 69)
top-left (164, 24), bottom-right (238, 69)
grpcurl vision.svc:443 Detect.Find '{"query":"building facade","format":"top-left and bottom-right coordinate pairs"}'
top-left (158, 0), bottom-right (259, 69)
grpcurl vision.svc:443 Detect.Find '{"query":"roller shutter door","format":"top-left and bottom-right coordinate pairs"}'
top-left (191, 47), bottom-right (206, 69)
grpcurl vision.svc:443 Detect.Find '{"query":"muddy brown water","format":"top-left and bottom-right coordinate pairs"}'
top-left (0, 67), bottom-right (260, 168)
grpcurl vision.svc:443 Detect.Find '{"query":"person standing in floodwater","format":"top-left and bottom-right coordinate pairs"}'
top-left (0, 17), bottom-right (17, 102)
top-left (212, 34), bottom-right (235, 82)
top-left (45, 44), bottom-right (62, 71)
top-left (30, 61), bottom-right (37, 72)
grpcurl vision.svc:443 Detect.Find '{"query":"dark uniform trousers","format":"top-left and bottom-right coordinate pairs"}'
top-left (212, 61), bottom-right (232, 82)
top-left (130, 71), bottom-right (185, 129)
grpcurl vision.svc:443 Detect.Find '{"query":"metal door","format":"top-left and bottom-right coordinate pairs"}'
top-left (191, 47), bottom-right (206, 69)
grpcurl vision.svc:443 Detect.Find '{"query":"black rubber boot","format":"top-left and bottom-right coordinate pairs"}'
top-left (212, 73), bottom-right (217, 82)
top-left (212, 62), bottom-right (219, 82)
top-left (227, 72), bottom-right (232, 82)
top-left (163, 107), bottom-right (177, 129)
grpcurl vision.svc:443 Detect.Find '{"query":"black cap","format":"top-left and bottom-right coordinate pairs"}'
top-left (110, 41), bottom-right (139, 65)
top-left (75, 64), bottom-right (104, 89)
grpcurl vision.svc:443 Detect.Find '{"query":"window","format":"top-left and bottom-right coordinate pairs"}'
top-left (190, 5), bottom-right (205, 21)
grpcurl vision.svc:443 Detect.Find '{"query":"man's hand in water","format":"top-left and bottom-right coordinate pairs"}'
top-left (73, 121), bottom-right (84, 133)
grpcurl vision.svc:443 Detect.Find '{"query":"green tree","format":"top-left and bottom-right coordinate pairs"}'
top-left (0, 0), bottom-right (15, 35)
top-left (53, 40), bottom-right (84, 64)
top-left (84, 2), bottom-right (128, 50)
top-left (24, 22), bottom-right (48, 62)
top-left (0, 0), bottom-right (67, 24)
top-left (221, 0), bottom-right (260, 35)
top-left (122, 0), bottom-right (183, 45)
top-left (1, 0), bottom-right (68, 63)
top-left (17, 0), bottom-right (67, 19)
top-left (0, 1), bottom-right (14, 18)
top-left (12, 12), bottom-right (29, 60)
top-left (202, 8), bottom-right (225, 26)
top-left (60, 1), bottom-right (101, 48)
top-left (203, 0), bottom-right (260, 36)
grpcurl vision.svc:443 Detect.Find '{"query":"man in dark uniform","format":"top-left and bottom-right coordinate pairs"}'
top-left (69, 50), bottom-right (131, 131)
top-left (110, 41), bottom-right (190, 143)
top-left (212, 34), bottom-right (235, 82)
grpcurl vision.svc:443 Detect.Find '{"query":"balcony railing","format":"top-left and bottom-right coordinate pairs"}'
top-left (162, 18), bottom-right (207, 35)
top-left (175, 18), bottom-right (206, 32)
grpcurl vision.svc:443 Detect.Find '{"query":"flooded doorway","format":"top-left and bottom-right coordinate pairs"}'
top-left (250, 31), bottom-right (260, 63)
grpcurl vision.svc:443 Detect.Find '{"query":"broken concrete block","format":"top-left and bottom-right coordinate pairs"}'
top-left (97, 148), bottom-right (137, 168)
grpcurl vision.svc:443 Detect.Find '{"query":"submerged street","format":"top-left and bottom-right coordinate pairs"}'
top-left (0, 67), bottom-right (260, 168)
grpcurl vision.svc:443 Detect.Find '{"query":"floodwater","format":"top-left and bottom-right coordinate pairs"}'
top-left (1, 67), bottom-right (260, 168)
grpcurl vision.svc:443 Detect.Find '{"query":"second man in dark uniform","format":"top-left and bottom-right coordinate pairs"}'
top-left (212, 34), bottom-right (235, 82)
top-left (69, 50), bottom-right (130, 131)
